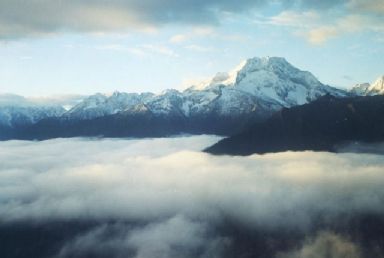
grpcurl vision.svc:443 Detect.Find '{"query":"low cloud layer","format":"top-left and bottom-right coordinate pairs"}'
top-left (56, 215), bottom-right (229, 258)
top-left (0, 135), bottom-right (384, 257)
top-left (277, 231), bottom-right (362, 258)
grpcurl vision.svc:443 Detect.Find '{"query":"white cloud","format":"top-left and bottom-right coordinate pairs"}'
top-left (306, 14), bottom-right (384, 44)
top-left (268, 11), bottom-right (321, 28)
top-left (184, 44), bottom-right (214, 52)
top-left (1, 136), bottom-right (384, 224)
top-left (141, 44), bottom-right (179, 57)
top-left (95, 44), bottom-right (147, 57)
top-left (57, 215), bottom-right (228, 258)
top-left (168, 26), bottom-right (246, 47)
top-left (169, 34), bottom-right (189, 44)
top-left (1, 136), bottom-right (384, 257)
top-left (192, 27), bottom-right (216, 36)
top-left (168, 27), bottom-right (216, 45)
top-left (278, 231), bottom-right (362, 258)
top-left (305, 26), bottom-right (340, 44)
top-left (96, 43), bottom-right (179, 58)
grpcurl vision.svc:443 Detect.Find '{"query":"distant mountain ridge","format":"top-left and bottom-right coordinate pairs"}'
top-left (1, 57), bottom-right (350, 140)
top-left (0, 94), bottom-right (66, 128)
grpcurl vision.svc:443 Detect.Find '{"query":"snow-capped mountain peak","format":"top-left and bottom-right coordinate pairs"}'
top-left (186, 60), bottom-right (245, 91)
top-left (350, 83), bottom-right (370, 96)
top-left (368, 76), bottom-right (384, 95)
top-left (82, 93), bottom-right (108, 108)
top-left (190, 56), bottom-right (297, 91)
top-left (184, 56), bottom-right (345, 107)
top-left (350, 75), bottom-right (384, 96)
top-left (235, 56), bottom-right (320, 87)
top-left (65, 91), bottom-right (155, 120)
top-left (233, 56), bottom-right (345, 106)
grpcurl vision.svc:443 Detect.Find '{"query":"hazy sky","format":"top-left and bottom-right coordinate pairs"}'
top-left (0, 0), bottom-right (383, 96)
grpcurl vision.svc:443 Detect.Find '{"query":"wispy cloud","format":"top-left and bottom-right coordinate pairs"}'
top-left (168, 27), bottom-right (216, 44)
top-left (184, 44), bottom-right (214, 52)
top-left (169, 34), bottom-right (189, 44)
top-left (268, 11), bottom-right (321, 28)
top-left (264, 9), bottom-right (384, 45)
top-left (96, 43), bottom-right (178, 58)
top-left (141, 44), bottom-right (179, 57)
top-left (168, 26), bottom-right (247, 55)
top-left (19, 56), bottom-right (33, 60)
top-left (306, 14), bottom-right (384, 44)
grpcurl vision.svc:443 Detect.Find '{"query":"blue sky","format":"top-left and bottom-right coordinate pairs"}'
top-left (0, 0), bottom-right (383, 96)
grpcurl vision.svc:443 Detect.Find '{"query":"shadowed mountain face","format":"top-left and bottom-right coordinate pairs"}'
top-left (206, 95), bottom-right (384, 155)
top-left (10, 112), bottom-right (266, 140)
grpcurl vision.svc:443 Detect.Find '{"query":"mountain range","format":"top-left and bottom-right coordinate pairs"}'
top-left (51, 56), bottom-right (346, 121)
top-left (0, 56), bottom-right (382, 141)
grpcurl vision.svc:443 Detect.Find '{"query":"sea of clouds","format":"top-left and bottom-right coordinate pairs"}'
top-left (0, 135), bottom-right (383, 258)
